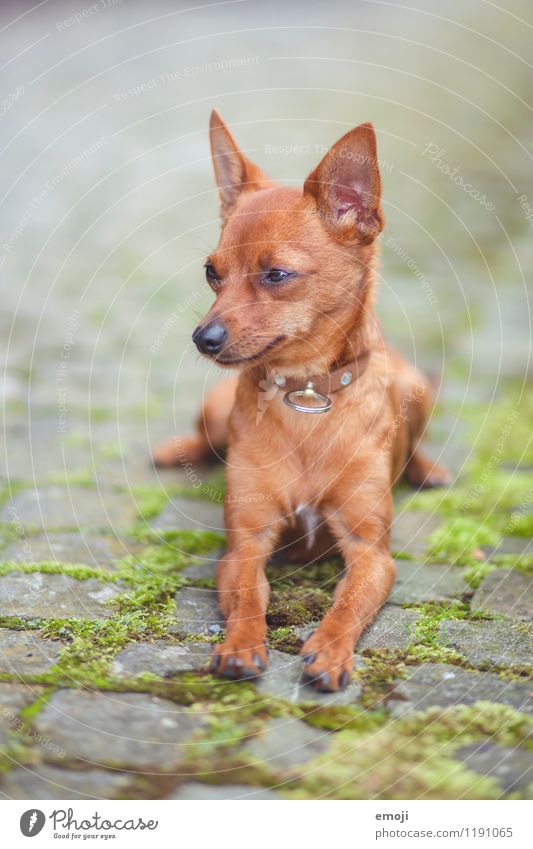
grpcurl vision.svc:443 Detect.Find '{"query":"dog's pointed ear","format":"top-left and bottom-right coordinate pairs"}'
top-left (209, 109), bottom-right (271, 221)
top-left (304, 123), bottom-right (384, 244)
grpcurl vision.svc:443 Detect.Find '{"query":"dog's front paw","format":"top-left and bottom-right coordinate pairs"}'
top-left (300, 630), bottom-right (353, 692)
top-left (210, 636), bottom-right (268, 680)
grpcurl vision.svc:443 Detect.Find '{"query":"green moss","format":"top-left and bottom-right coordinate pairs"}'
top-left (268, 626), bottom-right (302, 654)
top-left (302, 705), bottom-right (388, 732)
top-left (354, 654), bottom-right (408, 708)
top-left (267, 557), bottom-right (342, 589)
top-left (131, 486), bottom-right (169, 521)
top-left (18, 688), bottom-right (56, 723)
top-left (97, 441), bottom-right (124, 460)
top-left (0, 560), bottom-right (113, 581)
top-left (407, 601), bottom-right (498, 648)
top-left (173, 467), bottom-right (226, 504)
top-left (292, 702), bottom-right (532, 799)
top-left (405, 392), bottom-right (533, 565)
top-left (131, 527), bottom-right (225, 552)
top-left (508, 512), bottom-right (533, 538)
top-left (47, 470), bottom-right (96, 487)
top-left (463, 559), bottom-right (498, 589)
top-left (427, 518), bottom-right (500, 565)
top-left (492, 553), bottom-right (533, 574)
top-left (267, 587), bottom-right (330, 628)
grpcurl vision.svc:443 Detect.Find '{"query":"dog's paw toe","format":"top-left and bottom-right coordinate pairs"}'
top-left (210, 640), bottom-right (269, 681)
top-left (300, 634), bottom-right (353, 692)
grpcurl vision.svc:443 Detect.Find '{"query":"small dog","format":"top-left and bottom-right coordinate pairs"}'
top-left (153, 111), bottom-right (450, 691)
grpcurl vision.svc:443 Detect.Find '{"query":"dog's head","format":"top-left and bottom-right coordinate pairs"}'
top-left (193, 110), bottom-right (384, 374)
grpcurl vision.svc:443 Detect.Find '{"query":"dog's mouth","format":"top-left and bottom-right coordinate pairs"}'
top-left (215, 335), bottom-right (286, 366)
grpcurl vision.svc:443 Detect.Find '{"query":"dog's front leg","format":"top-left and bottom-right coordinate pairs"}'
top-left (300, 488), bottom-right (396, 692)
top-left (210, 505), bottom-right (282, 680)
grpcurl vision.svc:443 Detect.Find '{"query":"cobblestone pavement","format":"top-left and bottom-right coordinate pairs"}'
top-left (0, 0), bottom-right (532, 799)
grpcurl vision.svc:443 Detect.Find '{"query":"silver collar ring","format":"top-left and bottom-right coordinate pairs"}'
top-left (283, 381), bottom-right (332, 414)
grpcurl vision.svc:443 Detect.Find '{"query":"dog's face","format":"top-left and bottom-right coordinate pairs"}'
top-left (193, 110), bottom-right (384, 373)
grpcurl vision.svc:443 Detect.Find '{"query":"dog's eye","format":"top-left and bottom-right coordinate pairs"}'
top-left (205, 264), bottom-right (220, 285)
top-left (263, 269), bottom-right (291, 284)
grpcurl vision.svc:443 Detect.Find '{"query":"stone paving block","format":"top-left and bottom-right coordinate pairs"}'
top-left (0, 628), bottom-right (61, 675)
top-left (390, 560), bottom-right (467, 605)
top-left (0, 487), bottom-right (138, 532)
top-left (0, 683), bottom-right (42, 747)
top-left (245, 717), bottom-right (331, 772)
top-left (174, 586), bottom-right (223, 636)
top-left (255, 649), bottom-right (364, 706)
top-left (438, 619), bottom-right (533, 669)
top-left (151, 497), bottom-right (224, 534)
top-left (168, 782), bottom-right (279, 800)
top-left (112, 641), bottom-right (212, 678)
top-left (0, 572), bottom-right (122, 619)
top-left (2, 532), bottom-right (144, 571)
top-left (34, 690), bottom-right (205, 771)
top-left (391, 510), bottom-right (442, 558)
top-left (0, 765), bottom-right (139, 800)
top-left (358, 605), bottom-right (420, 650)
top-left (454, 742), bottom-right (533, 793)
top-left (182, 552), bottom-right (221, 580)
top-left (483, 537), bottom-right (533, 557)
top-left (471, 569), bottom-right (533, 621)
top-left (0, 417), bottom-right (94, 482)
top-left (388, 663), bottom-right (532, 716)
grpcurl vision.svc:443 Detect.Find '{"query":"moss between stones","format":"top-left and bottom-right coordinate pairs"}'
top-left (0, 560), bottom-right (114, 581)
top-left (171, 467), bottom-right (227, 504)
top-left (406, 601), bottom-right (499, 648)
top-left (405, 391), bottom-right (533, 566)
top-left (130, 527), bottom-right (225, 551)
top-left (268, 626), bottom-right (302, 654)
top-left (289, 702), bottom-right (532, 800)
top-left (267, 587), bottom-right (330, 628)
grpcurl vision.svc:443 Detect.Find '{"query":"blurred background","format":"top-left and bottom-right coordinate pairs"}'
top-left (0, 0), bottom-right (531, 492)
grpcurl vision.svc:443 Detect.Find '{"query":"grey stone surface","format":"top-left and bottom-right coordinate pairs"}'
top-left (0, 0), bottom-right (531, 803)
top-left (255, 649), bottom-right (364, 705)
top-left (112, 640), bottom-right (212, 677)
top-left (0, 628), bottom-right (61, 675)
top-left (0, 765), bottom-right (138, 800)
top-left (0, 487), bottom-right (138, 532)
top-left (454, 742), bottom-right (533, 793)
top-left (0, 683), bottom-right (42, 746)
top-left (0, 572), bottom-right (122, 619)
top-left (391, 511), bottom-right (442, 558)
top-left (174, 586), bottom-right (223, 636)
top-left (2, 532), bottom-right (143, 570)
top-left (358, 605), bottom-right (420, 650)
top-left (438, 619), bottom-right (533, 669)
top-left (151, 497), bottom-right (224, 533)
top-left (388, 663), bottom-right (533, 716)
top-left (390, 560), bottom-right (467, 605)
top-left (34, 690), bottom-right (205, 770)
top-left (484, 537), bottom-right (533, 557)
top-left (245, 717), bottom-right (331, 771)
top-left (182, 552), bottom-right (221, 580)
top-left (168, 782), bottom-right (279, 800)
top-left (471, 569), bottom-right (533, 621)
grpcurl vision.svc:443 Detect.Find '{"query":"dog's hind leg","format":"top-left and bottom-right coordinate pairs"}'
top-left (404, 369), bottom-right (451, 489)
top-left (152, 375), bottom-right (238, 467)
top-left (398, 365), bottom-right (451, 489)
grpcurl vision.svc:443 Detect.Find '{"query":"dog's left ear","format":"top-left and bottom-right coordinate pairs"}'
top-left (209, 109), bottom-right (271, 222)
top-left (304, 123), bottom-right (384, 245)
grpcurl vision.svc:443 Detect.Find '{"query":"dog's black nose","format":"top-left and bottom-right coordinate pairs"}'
top-left (192, 320), bottom-right (228, 355)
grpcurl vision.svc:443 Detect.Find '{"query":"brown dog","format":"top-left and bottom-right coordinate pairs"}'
top-left (153, 111), bottom-right (450, 691)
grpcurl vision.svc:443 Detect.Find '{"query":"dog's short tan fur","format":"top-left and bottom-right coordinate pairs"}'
top-left (153, 111), bottom-right (449, 691)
